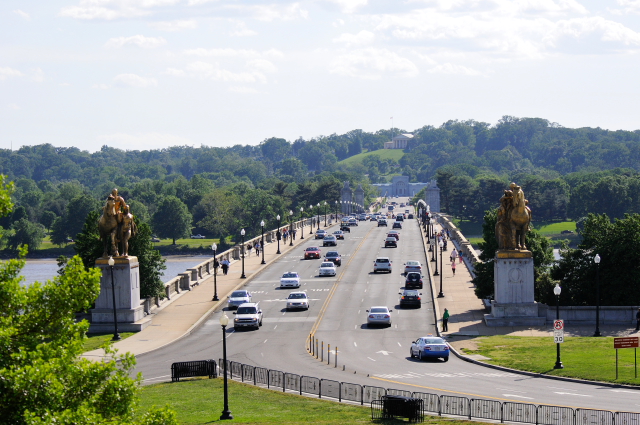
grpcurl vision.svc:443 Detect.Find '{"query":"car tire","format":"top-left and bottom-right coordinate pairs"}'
top-left (418, 351), bottom-right (423, 361)
top-left (410, 349), bottom-right (415, 358)
top-left (259, 320), bottom-right (263, 327)
top-left (443, 356), bottom-right (449, 362)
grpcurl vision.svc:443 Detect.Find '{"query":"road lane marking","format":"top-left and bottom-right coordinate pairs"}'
top-left (354, 342), bottom-right (357, 347)
top-left (377, 350), bottom-right (392, 355)
top-left (367, 357), bottom-right (376, 362)
top-left (397, 342), bottom-right (402, 347)
top-left (553, 392), bottom-right (592, 397)
top-left (274, 325), bottom-right (277, 329)
top-left (263, 339), bottom-right (268, 343)
top-left (503, 394), bottom-right (534, 399)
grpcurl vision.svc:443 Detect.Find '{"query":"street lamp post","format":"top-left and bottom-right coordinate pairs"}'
top-left (309, 204), bottom-right (313, 233)
top-left (276, 214), bottom-right (281, 254)
top-left (219, 313), bottom-right (233, 420)
top-left (554, 284), bottom-right (564, 369)
top-left (289, 210), bottom-right (294, 246)
top-left (300, 207), bottom-right (305, 239)
top-left (438, 240), bottom-right (445, 298)
top-left (260, 221), bottom-right (266, 265)
top-left (317, 203), bottom-right (321, 230)
top-left (240, 229), bottom-right (246, 278)
top-left (594, 254), bottom-right (601, 337)
top-left (324, 201), bottom-right (327, 227)
top-left (211, 243), bottom-right (219, 301)
top-left (334, 200), bottom-right (338, 222)
top-left (107, 257), bottom-right (121, 341)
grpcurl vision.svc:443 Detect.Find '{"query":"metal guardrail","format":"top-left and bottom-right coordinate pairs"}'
top-left (216, 359), bottom-right (640, 424)
top-left (170, 360), bottom-right (217, 382)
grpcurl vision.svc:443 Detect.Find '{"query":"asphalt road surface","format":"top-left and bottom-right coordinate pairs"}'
top-left (134, 202), bottom-right (640, 414)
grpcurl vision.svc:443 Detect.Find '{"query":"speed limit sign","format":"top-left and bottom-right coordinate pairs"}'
top-left (554, 320), bottom-right (564, 330)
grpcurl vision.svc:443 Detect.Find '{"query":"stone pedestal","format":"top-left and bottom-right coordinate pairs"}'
top-left (90, 256), bottom-right (151, 333)
top-left (484, 250), bottom-right (545, 326)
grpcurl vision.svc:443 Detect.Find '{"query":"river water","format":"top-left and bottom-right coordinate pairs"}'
top-left (17, 255), bottom-right (212, 286)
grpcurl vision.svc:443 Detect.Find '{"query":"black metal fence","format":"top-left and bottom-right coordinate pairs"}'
top-left (217, 359), bottom-right (640, 425)
top-left (170, 359), bottom-right (217, 382)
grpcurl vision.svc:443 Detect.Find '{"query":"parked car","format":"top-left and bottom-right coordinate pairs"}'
top-left (410, 335), bottom-right (450, 362)
top-left (324, 251), bottom-right (342, 266)
top-left (373, 257), bottom-right (392, 273)
top-left (404, 260), bottom-right (422, 274)
top-left (286, 292), bottom-right (309, 310)
top-left (392, 221), bottom-right (402, 229)
top-left (304, 246), bottom-right (322, 259)
top-left (561, 230), bottom-right (574, 234)
top-left (233, 303), bottom-right (263, 330)
top-left (385, 237), bottom-right (397, 248)
top-left (227, 290), bottom-right (252, 310)
top-left (399, 289), bottom-right (422, 308)
top-left (315, 229), bottom-right (327, 239)
top-left (323, 235), bottom-right (338, 246)
top-left (405, 272), bottom-right (424, 289)
top-left (318, 261), bottom-right (337, 276)
top-left (190, 234), bottom-right (206, 239)
top-left (366, 306), bottom-right (392, 327)
top-left (333, 230), bottom-right (345, 240)
top-left (280, 272), bottom-right (301, 288)
top-left (151, 237), bottom-right (161, 242)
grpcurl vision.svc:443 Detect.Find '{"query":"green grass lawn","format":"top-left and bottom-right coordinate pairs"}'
top-left (338, 149), bottom-right (404, 166)
top-left (137, 377), bottom-right (493, 424)
top-left (83, 332), bottom-right (136, 351)
top-left (458, 335), bottom-right (640, 385)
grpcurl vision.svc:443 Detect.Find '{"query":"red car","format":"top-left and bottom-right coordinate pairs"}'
top-left (387, 232), bottom-right (400, 240)
top-left (304, 246), bottom-right (322, 259)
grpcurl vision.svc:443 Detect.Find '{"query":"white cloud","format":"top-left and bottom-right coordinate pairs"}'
top-left (229, 20), bottom-right (257, 37)
top-left (13, 9), bottom-right (31, 20)
top-left (96, 132), bottom-right (195, 150)
top-left (92, 83), bottom-right (110, 89)
top-left (8, 104), bottom-right (21, 110)
top-left (228, 86), bottom-right (259, 94)
top-left (60, 0), bottom-right (181, 20)
top-left (59, 82), bottom-right (72, 87)
top-left (427, 63), bottom-right (481, 75)
top-left (611, 0), bottom-right (640, 15)
top-left (225, 3), bottom-right (309, 22)
top-left (113, 73), bottom-right (158, 88)
top-left (329, 48), bottom-right (419, 79)
top-left (247, 59), bottom-right (277, 73)
top-left (0, 66), bottom-right (23, 80)
top-left (325, 0), bottom-right (368, 14)
top-left (105, 35), bottom-right (167, 49)
top-left (164, 68), bottom-right (186, 76)
top-left (149, 19), bottom-right (198, 31)
top-left (333, 30), bottom-right (375, 47)
top-left (185, 48), bottom-right (283, 58)
top-left (31, 68), bottom-right (45, 83)
top-left (182, 61), bottom-right (267, 83)
top-left (333, 19), bottom-right (345, 27)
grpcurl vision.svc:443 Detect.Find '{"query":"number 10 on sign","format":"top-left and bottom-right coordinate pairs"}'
top-left (554, 330), bottom-right (564, 343)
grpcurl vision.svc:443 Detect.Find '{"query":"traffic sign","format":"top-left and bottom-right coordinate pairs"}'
top-left (614, 337), bottom-right (639, 349)
top-left (554, 329), bottom-right (564, 344)
top-left (553, 320), bottom-right (564, 330)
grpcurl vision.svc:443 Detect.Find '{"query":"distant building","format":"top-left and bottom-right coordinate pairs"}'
top-left (373, 176), bottom-right (428, 198)
top-left (384, 133), bottom-right (413, 149)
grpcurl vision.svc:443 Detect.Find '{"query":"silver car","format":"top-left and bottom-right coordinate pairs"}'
top-left (318, 261), bottom-right (337, 277)
top-left (286, 292), bottom-right (309, 310)
top-left (280, 272), bottom-right (301, 288)
top-left (366, 306), bottom-right (392, 327)
top-left (227, 290), bottom-right (252, 309)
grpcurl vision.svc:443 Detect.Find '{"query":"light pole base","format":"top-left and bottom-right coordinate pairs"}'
top-left (212, 295), bottom-right (219, 301)
top-left (261, 260), bottom-right (266, 265)
top-left (433, 271), bottom-right (439, 276)
top-left (437, 292), bottom-right (444, 298)
top-left (554, 361), bottom-right (564, 369)
top-left (240, 274), bottom-right (246, 279)
top-left (220, 410), bottom-right (233, 420)
top-left (593, 331), bottom-right (602, 337)
top-left (112, 333), bottom-right (121, 341)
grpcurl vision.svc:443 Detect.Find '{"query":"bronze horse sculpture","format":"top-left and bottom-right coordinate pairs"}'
top-left (99, 196), bottom-right (120, 257)
top-left (495, 183), bottom-right (532, 251)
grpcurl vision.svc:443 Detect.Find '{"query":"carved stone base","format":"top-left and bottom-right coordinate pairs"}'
top-left (485, 301), bottom-right (545, 327)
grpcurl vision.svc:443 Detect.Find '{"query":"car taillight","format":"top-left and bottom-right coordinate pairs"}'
top-left (401, 296), bottom-right (405, 299)
top-left (369, 315), bottom-right (374, 318)
top-left (385, 315), bottom-right (390, 318)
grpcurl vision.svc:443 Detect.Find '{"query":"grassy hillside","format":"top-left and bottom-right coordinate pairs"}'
top-left (338, 149), bottom-right (404, 166)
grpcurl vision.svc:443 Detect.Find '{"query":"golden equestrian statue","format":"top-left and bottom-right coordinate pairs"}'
top-left (495, 182), bottom-right (532, 251)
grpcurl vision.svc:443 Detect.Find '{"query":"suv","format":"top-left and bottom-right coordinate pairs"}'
top-left (324, 251), bottom-right (342, 266)
top-left (233, 302), bottom-right (263, 330)
top-left (385, 237), bottom-right (397, 248)
top-left (373, 257), bottom-right (392, 273)
top-left (405, 272), bottom-right (423, 289)
top-left (315, 229), bottom-right (327, 239)
top-left (378, 219), bottom-right (388, 227)
top-left (323, 235), bottom-right (337, 246)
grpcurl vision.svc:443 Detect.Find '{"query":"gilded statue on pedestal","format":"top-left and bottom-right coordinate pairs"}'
top-left (495, 182), bottom-right (531, 251)
top-left (98, 188), bottom-right (136, 257)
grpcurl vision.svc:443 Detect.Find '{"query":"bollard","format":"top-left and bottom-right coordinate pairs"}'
top-left (321, 341), bottom-right (324, 362)
top-left (328, 344), bottom-right (330, 365)
top-left (315, 339), bottom-right (318, 359)
top-left (309, 333), bottom-right (312, 353)
top-left (335, 346), bottom-right (338, 368)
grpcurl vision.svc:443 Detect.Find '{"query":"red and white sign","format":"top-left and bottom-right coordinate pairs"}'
top-left (553, 320), bottom-right (564, 330)
top-left (614, 337), bottom-right (639, 349)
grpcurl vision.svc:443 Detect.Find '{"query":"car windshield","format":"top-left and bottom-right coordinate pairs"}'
top-left (407, 274), bottom-right (420, 281)
top-left (376, 258), bottom-right (389, 263)
top-left (231, 291), bottom-right (248, 297)
top-left (404, 291), bottom-right (419, 296)
top-left (288, 293), bottom-right (307, 299)
top-left (320, 262), bottom-right (334, 268)
top-left (370, 308), bottom-right (388, 313)
top-left (237, 307), bottom-right (257, 314)
top-left (407, 261), bottom-right (419, 266)
top-left (324, 236), bottom-right (334, 239)
top-left (424, 338), bottom-right (444, 344)
top-left (326, 252), bottom-right (338, 257)
top-left (282, 273), bottom-right (297, 278)
top-left (306, 247), bottom-right (319, 251)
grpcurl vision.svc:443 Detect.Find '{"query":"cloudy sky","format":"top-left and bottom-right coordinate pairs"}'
top-left (2, 0), bottom-right (639, 152)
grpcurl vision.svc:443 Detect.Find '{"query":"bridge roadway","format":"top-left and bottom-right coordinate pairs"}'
top-left (133, 207), bottom-right (640, 414)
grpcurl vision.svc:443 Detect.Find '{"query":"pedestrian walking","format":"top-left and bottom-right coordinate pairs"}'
top-left (636, 308), bottom-right (640, 331)
top-left (293, 229), bottom-right (297, 240)
top-left (214, 258), bottom-right (220, 275)
top-left (450, 248), bottom-right (458, 263)
top-left (221, 259), bottom-right (230, 275)
top-left (451, 260), bottom-right (456, 276)
top-left (442, 308), bottom-right (450, 332)
top-left (246, 243), bottom-right (252, 256)
top-left (458, 249), bottom-right (463, 263)
top-left (255, 242), bottom-right (260, 256)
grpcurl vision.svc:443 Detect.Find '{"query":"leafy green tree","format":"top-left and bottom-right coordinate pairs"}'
top-left (40, 210), bottom-right (57, 233)
top-left (152, 196), bottom-right (193, 244)
top-left (7, 218), bottom-right (46, 250)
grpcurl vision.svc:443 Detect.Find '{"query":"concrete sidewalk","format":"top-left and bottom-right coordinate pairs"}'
top-left (425, 222), bottom-right (638, 343)
top-left (83, 223), bottom-right (335, 360)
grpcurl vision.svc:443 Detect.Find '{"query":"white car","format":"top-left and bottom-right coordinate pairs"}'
top-left (286, 292), bottom-right (309, 310)
top-left (280, 272), bottom-right (301, 288)
top-left (373, 257), bottom-right (392, 273)
top-left (366, 306), bottom-right (392, 327)
top-left (318, 261), bottom-right (337, 276)
top-left (315, 229), bottom-right (327, 239)
top-left (227, 290), bottom-right (252, 309)
top-left (404, 260), bottom-right (423, 274)
top-left (190, 234), bottom-right (206, 239)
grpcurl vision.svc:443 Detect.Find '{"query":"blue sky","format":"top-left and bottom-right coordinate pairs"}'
top-left (2, 0), bottom-right (639, 152)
